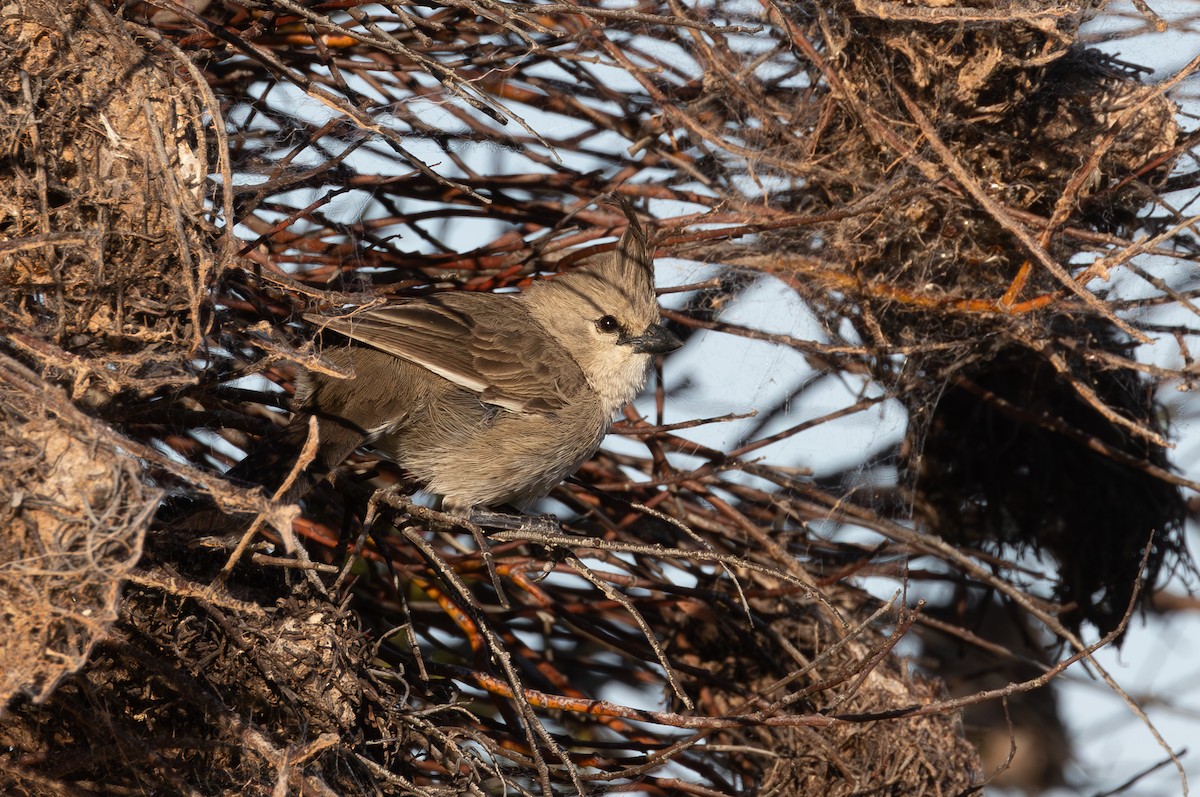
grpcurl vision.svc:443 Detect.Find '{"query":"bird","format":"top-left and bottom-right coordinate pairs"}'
top-left (232, 201), bottom-right (681, 526)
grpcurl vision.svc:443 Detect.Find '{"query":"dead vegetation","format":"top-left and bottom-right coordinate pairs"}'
top-left (1, 0), bottom-right (1197, 794)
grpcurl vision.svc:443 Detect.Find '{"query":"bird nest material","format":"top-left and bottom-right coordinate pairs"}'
top-left (0, 358), bottom-right (157, 709)
top-left (0, 0), bottom-right (215, 399)
top-left (1, 0), bottom-right (1197, 794)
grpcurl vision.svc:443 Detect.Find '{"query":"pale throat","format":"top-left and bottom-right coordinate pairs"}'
top-left (585, 351), bottom-right (652, 417)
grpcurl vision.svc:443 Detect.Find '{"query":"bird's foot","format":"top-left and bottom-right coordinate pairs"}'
top-left (467, 508), bottom-right (561, 534)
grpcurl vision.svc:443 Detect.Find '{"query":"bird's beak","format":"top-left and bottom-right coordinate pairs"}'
top-left (629, 323), bottom-right (683, 355)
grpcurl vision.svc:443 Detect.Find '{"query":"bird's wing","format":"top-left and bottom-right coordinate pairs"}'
top-left (306, 294), bottom-right (586, 414)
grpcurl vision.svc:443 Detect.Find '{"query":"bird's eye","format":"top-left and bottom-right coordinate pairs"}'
top-left (596, 315), bottom-right (620, 334)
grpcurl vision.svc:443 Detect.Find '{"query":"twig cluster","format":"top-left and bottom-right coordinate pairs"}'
top-left (1, 0), bottom-right (1198, 794)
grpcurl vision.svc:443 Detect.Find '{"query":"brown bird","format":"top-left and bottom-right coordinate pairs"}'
top-left (233, 202), bottom-right (681, 524)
